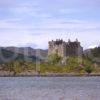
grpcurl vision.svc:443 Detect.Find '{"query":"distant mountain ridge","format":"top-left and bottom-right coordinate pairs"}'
top-left (0, 47), bottom-right (48, 62)
top-left (0, 46), bottom-right (99, 64)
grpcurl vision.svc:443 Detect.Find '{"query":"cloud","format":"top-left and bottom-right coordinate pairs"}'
top-left (0, 0), bottom-right (17, 7)
top-left (0, 16), bottom-right (100, 49)
top-left (88, 45), bottom-right (98, 49)
top-left (0, 0), bottom-right (100, 49)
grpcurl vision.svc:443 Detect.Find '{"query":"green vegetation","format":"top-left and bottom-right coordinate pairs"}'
top-left (0, 53), bottom-right (99, 75)
top-left (84, 66), bottom-right (93, 74)
top-left (48, 53), bottom-right (61, 64)
top-left (0, 60), bottom-right (36, 75)
top-left (82, 55), bottom-right (94, 74)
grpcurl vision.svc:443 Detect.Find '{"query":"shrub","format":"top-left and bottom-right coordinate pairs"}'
top-left (84, 66), bottom-right (93, 74)
top-left (48, 53), bottom-right (61, 64)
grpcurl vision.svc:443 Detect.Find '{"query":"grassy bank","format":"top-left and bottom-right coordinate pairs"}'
top-left (0, 54), bottom-right (99, 76)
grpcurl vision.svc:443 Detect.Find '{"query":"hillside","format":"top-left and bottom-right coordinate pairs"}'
top-left (84, 47), bottom-right (100, 64)
top-left (3, 47), bottom-right (48, 60)
top-left (0, 48), bottom-right (42, 63)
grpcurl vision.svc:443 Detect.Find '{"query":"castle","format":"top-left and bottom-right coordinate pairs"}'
top-left (48, 39), bottom-right (83, 58)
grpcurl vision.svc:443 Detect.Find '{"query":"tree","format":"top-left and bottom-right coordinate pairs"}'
top-left (84, 66), bottom-right (93, 75)
top-left (48, 53), bottom-right (61, 64)
top-left (91, 47), bottom-right (100, 57)
top-left (66, 56), bottom-right (78, 70)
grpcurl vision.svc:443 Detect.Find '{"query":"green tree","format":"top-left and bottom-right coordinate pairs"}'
top-left (48, 53), bottom-right (61, 64)
top-left (66, 56), bottom-right (78, 70)
top-left (91, 47), bottom-right (100, 57)
top-left (84, 66), bottom-right (93, 74)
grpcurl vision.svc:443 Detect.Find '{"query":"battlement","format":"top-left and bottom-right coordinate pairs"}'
top-left (49, 39), bottom-right (80, 47)
top-left (49, 39), bottom-right (64, 45)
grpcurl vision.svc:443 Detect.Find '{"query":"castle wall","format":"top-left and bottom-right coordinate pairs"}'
top-left (48, 39), bottom-right (83, 58)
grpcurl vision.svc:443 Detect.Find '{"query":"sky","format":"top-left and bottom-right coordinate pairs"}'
top-left (0, 0), bottom-right (100, 49)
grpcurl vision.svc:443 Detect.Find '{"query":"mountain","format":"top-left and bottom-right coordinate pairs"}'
top-left (0, 46), bottom-right (99, 64)
top-left (0, 48), bottom-right (39, 63)
top-left (84, 47), bottom-right (100, 64)
top-left (0, 47), bottom-right (48, 63)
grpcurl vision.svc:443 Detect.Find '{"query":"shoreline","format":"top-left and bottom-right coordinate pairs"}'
top-left (0, 73), bottom-right (100, 77)
top-left (0, 70), bottom-right (100, 77)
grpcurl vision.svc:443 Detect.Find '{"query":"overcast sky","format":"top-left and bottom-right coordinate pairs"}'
top-left (0, 0), bottom-right (100, 49)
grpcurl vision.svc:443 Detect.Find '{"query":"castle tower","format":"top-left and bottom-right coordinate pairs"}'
top-left (48, 39), bottom-right (83, 58)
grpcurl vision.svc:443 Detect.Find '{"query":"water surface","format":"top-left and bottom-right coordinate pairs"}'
top-left (0, 77), bottom-right (100, 100)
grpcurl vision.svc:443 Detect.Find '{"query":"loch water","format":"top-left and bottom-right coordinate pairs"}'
top-left (0, 77), bottom-right (100, 100)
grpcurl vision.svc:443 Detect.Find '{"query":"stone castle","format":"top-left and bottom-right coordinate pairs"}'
top-left (48, 39), bottom-right (83, 57)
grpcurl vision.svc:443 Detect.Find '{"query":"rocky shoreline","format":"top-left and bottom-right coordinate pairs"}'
top-left (0, 71), bottom-right (100, 77)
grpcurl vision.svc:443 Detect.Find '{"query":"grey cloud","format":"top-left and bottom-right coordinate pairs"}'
top-left (0, 0), bottom-right (18, 8)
